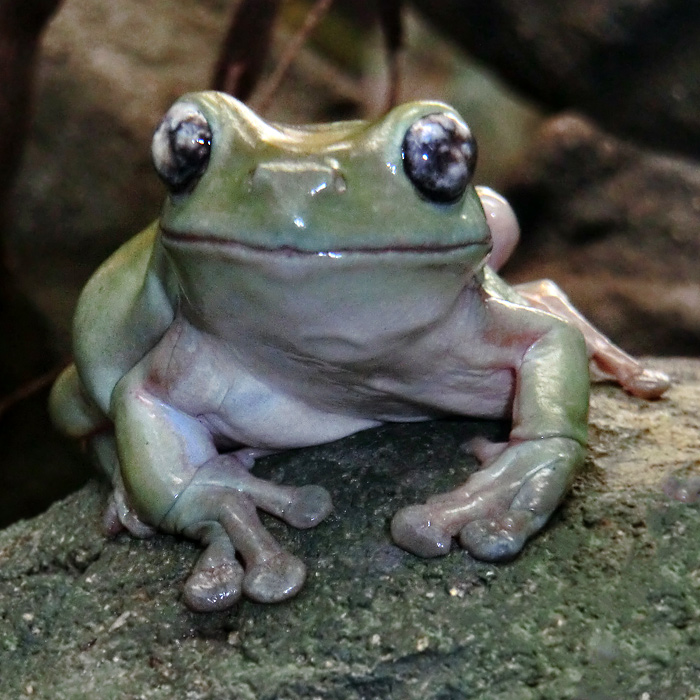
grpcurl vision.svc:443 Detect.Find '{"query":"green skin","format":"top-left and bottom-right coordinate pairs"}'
top-left (50, 92), bottom-right (668, 612)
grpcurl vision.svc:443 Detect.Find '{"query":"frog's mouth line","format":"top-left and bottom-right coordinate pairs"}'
top-left (161, 228), bottom-right (490, 258)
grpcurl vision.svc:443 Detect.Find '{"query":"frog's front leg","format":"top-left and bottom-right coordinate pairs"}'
top-left (112, 371), bottom-right (332, 612)
top-left (391, 310), bottom-right (589, 561)
top-left (514, 279), bottom-right (670, 399)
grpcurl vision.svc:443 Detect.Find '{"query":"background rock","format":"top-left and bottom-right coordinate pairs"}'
top-left (0, 0), bottom-right (88, 529)
top-left (411, 0), bottom-right (700, 159)
top-left (1, 359), bottom-right (699, 699)
top-left (503, 114), bottom-right (700, 355)
top-left (0, 0), bottom-right (64, 200)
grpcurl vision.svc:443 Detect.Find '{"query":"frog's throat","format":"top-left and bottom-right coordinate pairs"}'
top-left (160, 228), bottom-right (491, 260)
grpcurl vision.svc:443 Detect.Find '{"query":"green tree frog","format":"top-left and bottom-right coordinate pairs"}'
top-left (49, 92), bottom-right (669, 612)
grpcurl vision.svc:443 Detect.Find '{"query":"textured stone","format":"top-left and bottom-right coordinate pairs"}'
top-left (411, 0), bottom-right (700, 159)
top-left (1, 358), bottom-right (699, 699)
top-left (503, 113), bottom-right (700, 356)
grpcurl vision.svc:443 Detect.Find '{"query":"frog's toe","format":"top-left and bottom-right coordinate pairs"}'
top-left (390, 505), bottom-right (453, 558)
top-left (190, 455), bottom-right (333, 530)
top-left (456, 445), bottom-right (577, 561)
top-left (242, 552), bottom-right (307, 603)
top-left (169, 480), bottom-right (310, 605)
top-left (183, 561), bottom-right (244, 612)
top-left (622, 368), bottom-right (671, 400)
top-left (103, 487), bottom-right (156, 539)
top-left (282, 484), bottom-right (333, 529)
top-left (180, 522), bottom-right (245, 611)
top-left (459, 511), bottom-right (547, 562)
top-left (102, 495), bottom-right (125, 536)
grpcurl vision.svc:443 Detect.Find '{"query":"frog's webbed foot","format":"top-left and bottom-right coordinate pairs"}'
top-left (164, 455), bottom-right (332, 611)
top-left (513, 279), bottom-right (670, 399)
top-left (391, 437), bottom-right (584, 561)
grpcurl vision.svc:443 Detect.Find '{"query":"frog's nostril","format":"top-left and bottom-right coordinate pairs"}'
top-left (330, 170), bottom-right (347, 195)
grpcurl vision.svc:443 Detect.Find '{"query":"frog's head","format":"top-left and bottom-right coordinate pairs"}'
top-left (154, 91), bottom-right (490, 261)
top-left (151, 92), bottom-right (494, 352)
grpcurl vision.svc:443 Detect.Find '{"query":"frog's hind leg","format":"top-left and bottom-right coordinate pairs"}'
top-left (49, 365), bottom-right (158, 538)
top-left (49, 363), bottom-right (109, 439)
top-left (514, 279), bottom-right (670, 399)
top-left (94, 433), bottom-right (159, 539)
top-left (164, 455), bottom-right (332, 611)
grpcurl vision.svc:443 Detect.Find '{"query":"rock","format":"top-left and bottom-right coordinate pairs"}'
top-left (410, 0), bottom-right (700, 159)
top-left (1, 358), bottom-right (699, 699)
top-left (502, 113), bottom-right (700, 356)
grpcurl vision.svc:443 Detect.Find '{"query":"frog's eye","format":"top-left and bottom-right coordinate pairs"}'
top-left (152, 103), bottom-right (212, 194)
top-left (402, 113), bottom-right (477, 204)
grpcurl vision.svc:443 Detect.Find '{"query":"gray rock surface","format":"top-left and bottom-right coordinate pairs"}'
top-left (411, 0), bottom-right (700, 159)
top-left (503, 114), bottom-right (700, 356)
top-left (1, 358), bottom-right (699, 699)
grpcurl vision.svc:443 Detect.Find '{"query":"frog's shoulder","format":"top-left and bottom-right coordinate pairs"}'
top-left (480, 265), bottom-right (529, 305)
top-left (73, 221), bottom-right (178, 413)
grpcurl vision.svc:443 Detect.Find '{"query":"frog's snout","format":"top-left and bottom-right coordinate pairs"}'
top-left (249, 161), bottom-right (347, 208)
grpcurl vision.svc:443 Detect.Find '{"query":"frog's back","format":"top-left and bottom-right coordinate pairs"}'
top-left (72, 221), bottom-right (177, 414)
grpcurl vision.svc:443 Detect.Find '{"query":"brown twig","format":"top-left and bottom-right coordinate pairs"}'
top-left (0, 363), bottom-right (66, 420)
top-left (211, 0), bottom-right (283, 100)
top-left (253, 0), bottom-right (335, 113)
top-left (378, 0), bottom-right (404, 111)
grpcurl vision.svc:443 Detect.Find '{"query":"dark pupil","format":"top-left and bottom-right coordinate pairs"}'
top-left (169, 119), bottom-right (211, 189)
top-left (402, 113), bottom-right (476, 203)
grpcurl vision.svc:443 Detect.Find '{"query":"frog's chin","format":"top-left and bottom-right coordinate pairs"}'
top-left (160, 228), bottom-right (491, 263)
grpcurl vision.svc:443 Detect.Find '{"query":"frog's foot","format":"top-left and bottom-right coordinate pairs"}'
top-left (180, 522), bottom-right (244, 612)
top-left (172, 486), bottom-right (309, 607)
top-left (103, 478), bottom-right (157, 539)
top-left (164, 455), bottom-right (332, 610)
top-left (513, 279), bottom-right (670, 399)
top-left (662, 474), bottom-right (700, 504)
top-left (391, 437), bottom-right (584, 561)
top-left (590, 364), bottom-right (671, 400)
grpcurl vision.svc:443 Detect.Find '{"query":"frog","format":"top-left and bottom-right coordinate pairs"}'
top-left (49, 91), bottom-right (670, 612)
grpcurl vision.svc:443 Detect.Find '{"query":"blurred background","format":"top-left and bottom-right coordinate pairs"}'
top-left (1, 0), bottom-right (698, 527)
